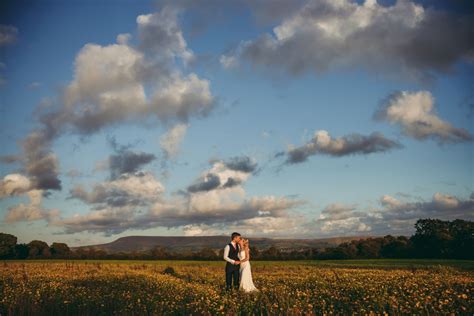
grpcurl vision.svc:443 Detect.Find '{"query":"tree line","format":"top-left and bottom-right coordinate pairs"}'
top-left (1, 218), bottom-right (472, 260)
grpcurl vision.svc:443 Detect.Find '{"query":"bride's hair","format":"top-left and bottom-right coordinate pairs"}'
top-left (243, 239), bottom-right (249, 249)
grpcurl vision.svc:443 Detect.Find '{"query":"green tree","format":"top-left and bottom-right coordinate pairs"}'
top-left (449, 219), bottom-right (474, 259)
top-left (15, 243), bottom-right (29, 259)
top-left (0, 232), bottom-right (17, 259)
top-left (356, 238), bottom-right (382, 258)
top-left (50, 242), bottom-right (71, 258)
top-left (197, 248), bottom-right (218, 260)
top-left (263, 246), bottom-right (280, 260)
top-left (27, 240), bottom-right (51, 259)
top-left (380, 236), bottom-right (411, 258)
top-left (150, 246), bottom-right (169, 259)
top-left (411, 219), bottom-right (453, 258)
top-left (250, 245), bottom-right (260, 259)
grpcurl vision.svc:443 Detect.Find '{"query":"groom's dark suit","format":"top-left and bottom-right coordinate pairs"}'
top-left (225, 242), bottom-right (240, 290)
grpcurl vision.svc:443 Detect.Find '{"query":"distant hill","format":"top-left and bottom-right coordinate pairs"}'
top-left (71, 235), bottom-right (373, 254)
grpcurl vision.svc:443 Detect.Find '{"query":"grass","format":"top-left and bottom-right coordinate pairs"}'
top-left (1, 259), bottom-right (472, 315)
top-left (5, 258), bottom-right (473, 270)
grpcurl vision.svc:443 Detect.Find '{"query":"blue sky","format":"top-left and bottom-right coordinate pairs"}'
top-left (0, 0), bottom-right (472, 246)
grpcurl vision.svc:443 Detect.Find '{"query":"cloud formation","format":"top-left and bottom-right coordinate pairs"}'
top-left (374, 90), bottom-right (473, 143)
top-left (137, 7), bottom-right (193, 64)
top-left (69, 171), bottom-right (165, 208)
top-left (0, 7), bottom-right (215, 198)
top-left (187, 156), bottom-right (258, 193)
top-left (279, 130), bottom-right (402, 164)
top-left (314, 203), bottom-right (371, 234)
top-left (159, 123), bottom-right (188, 160)
top-left (109, 151), bottom-right (156, 180)
top-left (4, 130), bottom-right (63, 191)
top-left (0, 174), bottom-right (32, 197)
top-left (187, 173), bottom-right (221, 193)
top-left (307, 192), bottom-right (474, 236)
top-left (223, 156), bottom-right (258, 173)
top-left (1, 174), bottom-right (60, 224)
top-left (182, 191), bottom-right (474, 237)
top-left (50, 155), bottom-right (303, 236)
top-left (4, 189), bottom-right (60, 223)
top-left (226, 0), bottom-right (474, 81)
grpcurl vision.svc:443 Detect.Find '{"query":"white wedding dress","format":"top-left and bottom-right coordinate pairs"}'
top-left (238, 249), bottom-right (258, 292)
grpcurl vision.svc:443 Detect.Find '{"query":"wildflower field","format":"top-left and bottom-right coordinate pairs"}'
top-left (1, 259), bottom-right (472, 315)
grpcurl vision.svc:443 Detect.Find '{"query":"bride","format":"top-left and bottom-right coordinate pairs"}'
top-left (238, 238), bottom-right (258, 293)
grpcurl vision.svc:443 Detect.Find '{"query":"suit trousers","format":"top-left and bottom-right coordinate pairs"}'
top-left (225, 263), bottom-right (240, 290)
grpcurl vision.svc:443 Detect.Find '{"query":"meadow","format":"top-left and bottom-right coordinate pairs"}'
top-left (1, 259), bottom-right (472, 315)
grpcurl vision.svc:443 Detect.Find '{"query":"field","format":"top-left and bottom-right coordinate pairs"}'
top-left (1, 259), bottom-right (473, 315)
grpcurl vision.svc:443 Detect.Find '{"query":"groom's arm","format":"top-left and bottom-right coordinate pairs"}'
top-left (223, 245), bottom-right (235, 264)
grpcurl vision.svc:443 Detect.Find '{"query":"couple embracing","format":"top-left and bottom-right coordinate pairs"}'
top-left (223, 232), bottom-right (258, 293)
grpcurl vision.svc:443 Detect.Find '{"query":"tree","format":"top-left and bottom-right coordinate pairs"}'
top-left (15, 243), bottom-right (29, 259)
top-left (263, 246), bottom-right (280, 260)
top-left (27, 240), bottom-right (51, 259)
top-left (150, 246), bottom-right (169, 259)
top-left (320, 246), bottom-right (352, 259)
top-left (50, 242), bottom-right (71, 258)
top-left (0, 232), bottom-right (17, 259)
top-left (336, 242), bottom-right (358, 259)
top-left (250, 245), bottom-right (260, 259)
top-left (380, 236), bottom-right (411, 258)
top-left (356, 238), bottom-right (381, 258)
top-left (197, 248), bottom-right (218, 260)
top-left (411, 219), bottom-right (453, 258)
top-left (449, 219), bottom-right (474, 259)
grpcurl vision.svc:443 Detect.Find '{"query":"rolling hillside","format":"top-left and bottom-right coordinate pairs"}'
top-left (71, 235), bottom-right (373, 253)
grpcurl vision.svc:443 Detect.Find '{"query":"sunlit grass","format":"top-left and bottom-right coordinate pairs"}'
top-left (1, 259), bottom-right (472, 315)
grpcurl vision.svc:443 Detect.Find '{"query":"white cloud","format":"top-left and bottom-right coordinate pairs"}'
top-left (60, 40), bottom-right (213, 134)
top-left (433, 192), bottom-right (459, 209)
top-left (54, 206), bottom-right (137, 236)
top-left (183, 215), bottom-right (305, 237)
top-left (1, 7), bottom-right (216, 200)
top-left (4, 189), bottom-right (60, 223)
top-left (160, 123), bottom-right (188, 159)
top-left (375, 90), bottom-right (472, 143)
top-left (0, 174), bottom-right (32, 197)
top-left (1, 174), bottom-right (60, 224)
top-left (219, 54), bottom-right (238, 69)
top-left (304, 192), bottom-right (473, 236)
top-left (380, 195), bottom-right (402, 208)
top-left (150, 73), bottom-right (214, 122)
top-left (69, 171), bottom-right (165, 206)
top-left (231, 0), bottom-right (474, 81)
top-left (116, 33), bottom-right (131, 45)
top-left (56, 156), bottom-right (303, 235)
top-left (137, 7), bottom-right (194, 64)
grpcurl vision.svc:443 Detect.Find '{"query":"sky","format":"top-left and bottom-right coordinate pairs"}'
top-left (0, 0), bottom-right (472, 247)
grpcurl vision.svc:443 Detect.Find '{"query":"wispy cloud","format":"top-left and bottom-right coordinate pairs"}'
top-left (160, 123), bottom-right (188, 160)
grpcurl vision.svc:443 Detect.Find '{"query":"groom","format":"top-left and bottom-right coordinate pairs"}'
top-left (223, 232), bottom-right (241, 291)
